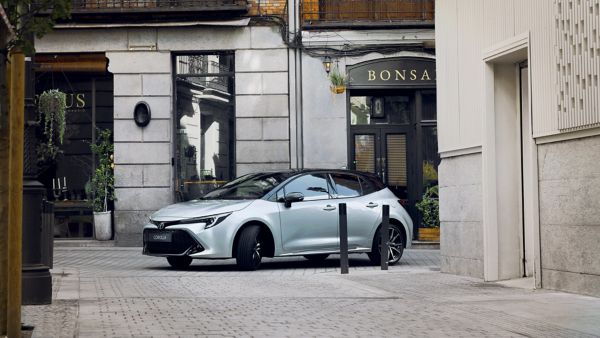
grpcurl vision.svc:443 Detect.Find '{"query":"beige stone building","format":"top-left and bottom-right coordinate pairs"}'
top-left (436, 0), bottom-right (600, 296)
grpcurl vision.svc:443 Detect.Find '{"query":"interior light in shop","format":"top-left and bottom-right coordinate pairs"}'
top-left (323, 56), bottom-right (332, 74)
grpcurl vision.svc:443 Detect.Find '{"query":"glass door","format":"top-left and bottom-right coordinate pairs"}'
top-left (351, 128), bottom-right (410, 203)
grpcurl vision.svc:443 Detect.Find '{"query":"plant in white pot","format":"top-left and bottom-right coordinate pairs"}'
top-left (90, 129), bottom-right (115, 240)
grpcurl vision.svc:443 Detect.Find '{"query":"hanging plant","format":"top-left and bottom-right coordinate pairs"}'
top-left (37, 89), bottom-right (67, 165)
top-left (329, 66), bottom-right (347, 94)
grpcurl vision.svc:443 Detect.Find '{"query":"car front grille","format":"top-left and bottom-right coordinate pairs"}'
top-left (143, 229), bottom-right (203, 256)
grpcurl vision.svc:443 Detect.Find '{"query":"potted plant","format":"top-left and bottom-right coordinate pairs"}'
top-left (329, 67), bottom-right (346, 94)
top-left (90, 129), bottom-right (115, 240)
top-left (37, 89), bottom-right (67, 166)
top-left (415, 185), bottom-right (440, 241)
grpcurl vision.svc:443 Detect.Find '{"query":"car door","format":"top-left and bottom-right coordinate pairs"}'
top-left (330, 173), bottom-right (381, 250)
top-left (278, 173), bottom-right (339, 253)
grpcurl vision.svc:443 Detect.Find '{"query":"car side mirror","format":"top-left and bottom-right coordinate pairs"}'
top-left (284, 192), bottom-right (304, 208)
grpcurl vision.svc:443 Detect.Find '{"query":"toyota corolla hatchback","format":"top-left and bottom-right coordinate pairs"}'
top-left (143, 169), bottom-right (413, 270)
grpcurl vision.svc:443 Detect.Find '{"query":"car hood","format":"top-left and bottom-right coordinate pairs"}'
top-left (150, 199), bottom-right (255, 221)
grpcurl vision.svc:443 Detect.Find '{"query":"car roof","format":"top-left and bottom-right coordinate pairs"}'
top-left (255, 168), bottom-right (379, 179)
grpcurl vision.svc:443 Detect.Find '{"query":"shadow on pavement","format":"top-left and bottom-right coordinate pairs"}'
top-left (144, 255), bottom-right (391, 272)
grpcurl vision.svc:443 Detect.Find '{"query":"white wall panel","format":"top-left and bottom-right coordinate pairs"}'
top-left (483, 0), bottom-right (515, 46)
top-left (457, 0), bottom-right (485, 147)
top-left (436, 0), bottom-right (461, 152)
top-left (438, 0), bottom-right (599, 148)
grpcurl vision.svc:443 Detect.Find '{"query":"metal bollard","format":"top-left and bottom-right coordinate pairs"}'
top-left (339, 203), bottom-right (349, 274)
top-left (381, 205), bottom-right (390, 270)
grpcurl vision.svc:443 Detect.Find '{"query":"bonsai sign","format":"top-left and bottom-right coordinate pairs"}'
top-left (347, 57), bottom-right (436, 89)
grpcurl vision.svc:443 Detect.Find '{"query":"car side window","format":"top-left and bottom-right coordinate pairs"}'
top-left (330, 173), bottom-right (361, 198)
top-left (283, 173), bottom-right (331, 201)
top-left (359, 176), bottom-right (379, 195)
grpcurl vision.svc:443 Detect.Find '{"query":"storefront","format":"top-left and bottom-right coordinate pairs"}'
top-left (34, 53), bottom-right (114, 238)
top-left (346, 57), bottom-right (438, 238)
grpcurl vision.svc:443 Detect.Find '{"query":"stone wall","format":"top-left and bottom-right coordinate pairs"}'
top-left (108, 50), bottom-right (173, 246)
top-left (538, 135), bottom-right (600, 297)
top-left (36, 26), bottom-right (289, 246)
top-left (235, 29), bottom-right (290, 175)
top-left (439, 152), bottom-right (484, 278)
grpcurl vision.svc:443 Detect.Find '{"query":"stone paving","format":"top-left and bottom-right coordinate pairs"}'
top-left (22, 247), bottom-right (600, 337)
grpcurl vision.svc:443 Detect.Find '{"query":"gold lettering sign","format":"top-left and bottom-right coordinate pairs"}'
top-left (368, 70), bottom-right (376, 81)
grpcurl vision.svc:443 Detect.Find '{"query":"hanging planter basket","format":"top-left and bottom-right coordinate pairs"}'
top-left (330, 85), bottom-right (346, 94)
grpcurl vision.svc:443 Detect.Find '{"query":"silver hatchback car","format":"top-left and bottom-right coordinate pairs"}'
top-left (143, 170), bottom-right (412, 270)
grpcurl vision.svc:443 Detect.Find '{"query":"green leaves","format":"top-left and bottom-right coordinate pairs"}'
top-left (37, 89), bottom-right (66, 165)
top-left (1, 0), bottom-right (72, 54)
top-left (90, 129), bottom-right (115, 213)
top-left (416, 185), bottom-right (439, 228)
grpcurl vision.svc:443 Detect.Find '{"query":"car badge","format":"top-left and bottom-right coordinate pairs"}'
top-left (158, 222), bottom-right (165, 230)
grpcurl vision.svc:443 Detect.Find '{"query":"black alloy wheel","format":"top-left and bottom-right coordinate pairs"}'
top-left (303, 254), bottom-right (330, 262)
top-left (236, 225), bottom-right (263, 270)
top-left (167, 256), bottom-right (193, 269)
top-left (368, 224), bottom-right (405, 265)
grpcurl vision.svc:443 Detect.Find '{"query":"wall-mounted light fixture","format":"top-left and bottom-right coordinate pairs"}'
top-left (323, 56), bottom-right (332, 74)
top-left (133, 101), bottom-right (151, 127)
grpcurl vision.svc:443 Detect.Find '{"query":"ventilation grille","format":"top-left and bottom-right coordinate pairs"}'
top-left (556, 0), bottom-right (600, 131)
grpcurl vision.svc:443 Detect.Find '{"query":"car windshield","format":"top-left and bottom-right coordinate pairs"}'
top-left (202, 173), bottom-right (293, 200)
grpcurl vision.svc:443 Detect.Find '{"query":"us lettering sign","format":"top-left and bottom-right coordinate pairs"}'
top-left (347, 57), bottom-right (436, 88)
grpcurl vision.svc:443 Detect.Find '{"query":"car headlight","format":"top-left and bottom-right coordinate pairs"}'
top-left (152, 212), bottom-right (232, 229)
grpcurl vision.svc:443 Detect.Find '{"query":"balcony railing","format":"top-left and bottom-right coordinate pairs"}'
top-left (301, 0), bottom-right (434, 28)
top-left (66, 0), bottom-right (248, 19)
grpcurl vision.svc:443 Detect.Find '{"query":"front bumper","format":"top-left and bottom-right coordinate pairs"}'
top-left (143, 228), bottom-right (204, 257)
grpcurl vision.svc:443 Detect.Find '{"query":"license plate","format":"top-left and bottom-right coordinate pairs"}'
top-left (149, 231), bottom-right (172, 242)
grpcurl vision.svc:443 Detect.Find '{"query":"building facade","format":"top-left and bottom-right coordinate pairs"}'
top-left (34, 1), bottom-right (437, 246)
top-left (436, 0), bottom-right (600, 297)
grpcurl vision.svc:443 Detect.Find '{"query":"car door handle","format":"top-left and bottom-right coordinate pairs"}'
top-left (366, 202), bottom-right (378, 208)
top-left (323, 205), bottom-right (337, 211)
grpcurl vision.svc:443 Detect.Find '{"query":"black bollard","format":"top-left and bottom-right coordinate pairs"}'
top-left (339, 203), bottom-right (349, 274)
top-left (381, 205), bottom-right (390, 270)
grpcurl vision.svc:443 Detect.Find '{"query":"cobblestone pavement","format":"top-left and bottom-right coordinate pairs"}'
top-left (22, 248), bottom-right (600, 337)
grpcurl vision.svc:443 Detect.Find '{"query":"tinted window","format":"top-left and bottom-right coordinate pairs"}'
top-left (284, 174), bottom-right (331, 201)
top-left (360, 176), bottom-right (383, 195)
top-left (330, 173), bottom-right (361, 198)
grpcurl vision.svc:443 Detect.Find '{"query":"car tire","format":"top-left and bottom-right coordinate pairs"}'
top-left (167, 256), bottom-right (192, 269)
top-left (303, 254), bottom-right (330, 261)
top-left (236, 225), bottom-right (262, 271)
top-left (368, 224), bottom-right (405, 266)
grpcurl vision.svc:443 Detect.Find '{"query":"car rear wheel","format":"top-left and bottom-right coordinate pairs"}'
top-left (236, 225), bottom-right (262, 270)
top-left (167, 256), bottom-right (192, 269)
top-left (303, 254), bottom-right (330, 262)
top-left (368, 224), bottom-right (405, 265)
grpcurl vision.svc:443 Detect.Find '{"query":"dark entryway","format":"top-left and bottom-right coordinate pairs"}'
top-left (348, 89), bottom-right (439, 239)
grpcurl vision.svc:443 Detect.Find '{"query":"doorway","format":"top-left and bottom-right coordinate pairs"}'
top-left (348, 90), bottom-right (439, 238)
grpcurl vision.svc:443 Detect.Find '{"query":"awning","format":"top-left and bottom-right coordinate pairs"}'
top-left (54, 17), bottom-right (251, 29)
top-left (34, 53), bottom-right (108, 73)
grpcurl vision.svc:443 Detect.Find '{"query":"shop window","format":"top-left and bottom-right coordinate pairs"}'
top-left (350, 95), bottom-right (411, 125)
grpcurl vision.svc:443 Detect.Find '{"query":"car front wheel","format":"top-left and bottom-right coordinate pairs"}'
top-left (236, 225), bottom-right (262, 270)
top-left (368, 224), bottom-right (405, 265)
top-left (167, 256), bottom-right (192, 269)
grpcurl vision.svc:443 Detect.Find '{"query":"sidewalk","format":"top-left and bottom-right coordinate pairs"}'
top-left (22, 247), bottom-right (600, 337)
